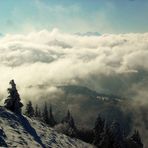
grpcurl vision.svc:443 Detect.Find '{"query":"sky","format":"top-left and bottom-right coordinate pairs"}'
top-left (0, 1), bottom-right (148, 144)
top-left (0, 0), bottom-right (148, 34)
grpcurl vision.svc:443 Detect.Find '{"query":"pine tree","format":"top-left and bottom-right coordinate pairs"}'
top-left (62, 110), bottom-right (76, 129)
top-left (48, 105), bottom-right (56, 127)
top-left (130, 130), bottom-right (143, 148)
top-left (110, 121), bottom-right (125, 148)
top-left (99, 124), bottom-right (114, 148)
top-left (59, 110), bottom-right (77, 137)
top-left (35, 104), bottom-right (39, 117)
top-left (42, 102), bottom-right (49, 124)
top-left (38, 108), bottom-right (41, 118)
top-left (93, 115), bottom-right (105, 146)
top-left (25, 101), bottom-right (34, 117)
top-left (4, 80), bottom-right (23, 114)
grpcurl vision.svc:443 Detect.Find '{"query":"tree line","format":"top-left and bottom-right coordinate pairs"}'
top-left (3, 80), bottom-right (144, 148)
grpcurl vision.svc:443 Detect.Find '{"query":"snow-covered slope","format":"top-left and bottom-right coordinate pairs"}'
top-left (0, 107), bottom-right (95, 148)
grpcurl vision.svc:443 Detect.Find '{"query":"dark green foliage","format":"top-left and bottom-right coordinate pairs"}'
top-left (62, 110), bottom-right (76, 129)
top-left (76, 127), bottom-right (94, 143)
top-left (93, 115), bottom-right (105, 146)
top-left (57, 110), bottom-right (77, 137)
top-left (4, 80), bottom-right (23, 114)
top-left (93, 116), bottom-right (144, 148)
top-left (93, 116), bottom-right (125, 148)
top-left (130, 130), bottom-right (143, 148)
top-left (25, 101), bottom-right (34, 117)
top-left (54, 122), bottom-right (76, 137)
top-left (42, 102), bottom-right (49, 124)
top-left (34, 104), bottom-right (42, 118)
top-left (38, 108), bottom-right (41, 118)
top-left (99, 124), bottom-right (114, 148)
top-left (35, 104), bottom-right (39, 117)
top-left (48, 105), bottom-right (56, 127)
top-left (110, 121), bottom-right (125, 148)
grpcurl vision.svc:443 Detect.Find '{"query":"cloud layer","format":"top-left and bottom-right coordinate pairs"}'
top-left (0, 29), bottom-right (148, 146)
top-left (0, 29), bottom-right (148, 104)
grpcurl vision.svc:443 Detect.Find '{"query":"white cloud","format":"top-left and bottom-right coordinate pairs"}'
top-left (0, 29), bottom-right (148, 103)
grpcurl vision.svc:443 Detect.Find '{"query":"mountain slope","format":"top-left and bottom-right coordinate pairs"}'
top-left (0, 107), bottom-right (95, 148)
top-left (50, 85), bottom-right (129, 129)
top-left (58, 85), bottom-right (123, 100)
top-left (75, 32), bottom-right (101, 36)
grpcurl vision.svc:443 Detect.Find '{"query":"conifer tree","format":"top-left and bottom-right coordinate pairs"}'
top-left (4, 80), bottom-right (23, 114)
top-left (93, 115), bottom-right (105, 146)
top-left (48, 105), bottom-right (56, 127)
top-left (43, 102), bottom-right (49, 124)
top-left (57, 110), bottom-right (77, 137)
top-left (110, 121), bottom-right (125, 148)
top-left (62, 110), bottom-right (76, 129)
top-left (130, 130), bottom-right (143, 148)
top-left (99, 124), bottom-right (114, 148)
top-left (35, 104), bottom-right (39, 117)
top-left (38, 108), bottom-right (41, 118)
top-left (25, 101), bottom-right (34, 117)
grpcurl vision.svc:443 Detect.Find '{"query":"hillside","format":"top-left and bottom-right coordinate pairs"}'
top-left (58, 85), bottom-right (123, 100)
top-left (48, 85), bottom-right (129, 129)
top-left (0, 107), bottom-right (95, 148)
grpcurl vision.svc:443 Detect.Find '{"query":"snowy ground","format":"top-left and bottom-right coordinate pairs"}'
top-left (0, 107), bottom-right (95, 148)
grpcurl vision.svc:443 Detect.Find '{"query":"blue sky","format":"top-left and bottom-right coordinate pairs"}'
top-left (0, 0), bottom-right (148, 34)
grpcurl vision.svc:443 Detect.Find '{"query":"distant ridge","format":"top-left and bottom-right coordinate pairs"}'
top-left (75, 32), bottom-right (101, 36)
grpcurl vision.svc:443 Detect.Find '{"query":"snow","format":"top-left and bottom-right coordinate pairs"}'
top-left (0, 107), bottom-right (95, 148)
